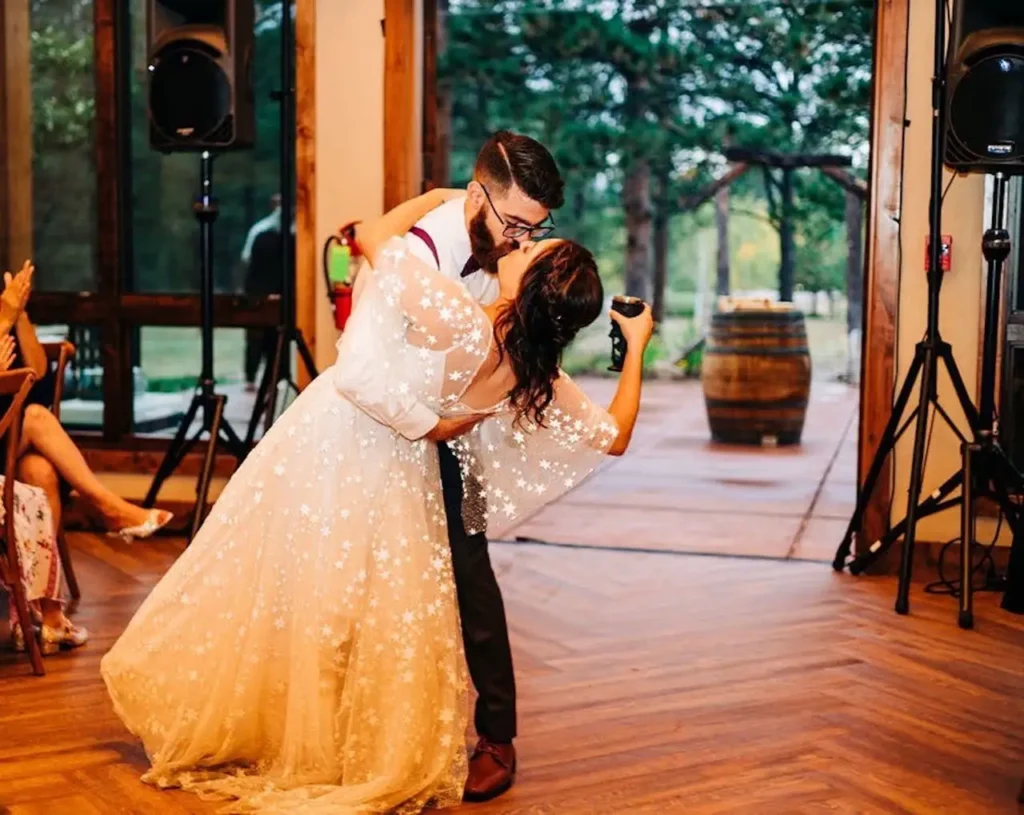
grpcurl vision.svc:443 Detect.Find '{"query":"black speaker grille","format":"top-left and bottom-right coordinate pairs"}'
top-left (947, 49), bottom-right (1024, 173)
top-left (148, 41), bottom-right (231, 146)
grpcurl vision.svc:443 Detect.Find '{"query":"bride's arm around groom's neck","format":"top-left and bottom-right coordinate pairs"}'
top-left (355, 189), bottom-right (466, 266)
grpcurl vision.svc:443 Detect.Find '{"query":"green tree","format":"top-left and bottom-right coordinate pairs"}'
top-left (29, 0), bottom-right (96, 291)
top-left (689, 0), bottom-right (873, 299)
top-left (443, 0), bottom-right (871, 315)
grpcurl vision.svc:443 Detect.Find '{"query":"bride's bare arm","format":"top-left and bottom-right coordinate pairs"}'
top-left (355, 189), bottom-right (464, 265)
top-left (605, 305), bottom-right (654, 456)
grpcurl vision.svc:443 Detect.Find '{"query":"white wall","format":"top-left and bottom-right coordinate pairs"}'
top-left (313, 0), bottom-right (386, 370)
top-left (312, 0), bottom-right (423, 370)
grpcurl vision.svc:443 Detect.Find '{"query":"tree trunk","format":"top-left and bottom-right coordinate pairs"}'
top-left (715, 181), bottom-right (730, 296)
top-left (651, 165), bottom-right (671, 323)
top-left (778, 167), bottom-right (795, 303)
top-left (845, 189), bottom-right (864, 383)
top-left (623, 157), bottom-right (653, 301)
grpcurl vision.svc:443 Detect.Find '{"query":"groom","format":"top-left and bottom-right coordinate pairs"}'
top-left (384, 131), bottom-right (563, 801)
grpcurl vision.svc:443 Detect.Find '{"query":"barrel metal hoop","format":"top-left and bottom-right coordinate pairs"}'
top-left (704, 397), bottom-right (809, 410)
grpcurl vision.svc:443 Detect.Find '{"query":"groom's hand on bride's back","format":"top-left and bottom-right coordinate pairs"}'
top-left (425, 413), bottom-right (486, 443)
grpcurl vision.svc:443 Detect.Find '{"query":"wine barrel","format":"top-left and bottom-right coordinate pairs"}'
top-left (701, 304), bottom-right (812, 445)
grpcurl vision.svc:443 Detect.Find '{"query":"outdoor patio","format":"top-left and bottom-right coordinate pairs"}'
top-left (507, 377), bottom-right (859, 562)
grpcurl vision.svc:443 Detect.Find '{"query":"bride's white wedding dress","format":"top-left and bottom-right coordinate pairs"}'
top-left (101, 238), bottom-right (618, 814)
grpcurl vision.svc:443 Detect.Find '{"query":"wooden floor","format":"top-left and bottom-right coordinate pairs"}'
top-left (2, 533), bottom-right (1024, 814)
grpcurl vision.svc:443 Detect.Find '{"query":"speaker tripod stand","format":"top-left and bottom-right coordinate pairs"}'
top-left (144, 152), bottom-right (248, 541)
top-left (244, 0), bottom-right (317, 446)
top-left (833, 172), bottom-right (1023, 627)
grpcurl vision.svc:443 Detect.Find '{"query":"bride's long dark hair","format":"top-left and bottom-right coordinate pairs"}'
top-left (493, 241), bottom-right (603, 426)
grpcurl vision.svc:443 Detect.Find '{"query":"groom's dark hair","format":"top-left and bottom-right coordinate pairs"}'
top-left (475, 131), bottom-right (564, 210)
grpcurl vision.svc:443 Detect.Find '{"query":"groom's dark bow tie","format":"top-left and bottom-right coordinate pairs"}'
top-left (461, 257), bottom-right (481, 278)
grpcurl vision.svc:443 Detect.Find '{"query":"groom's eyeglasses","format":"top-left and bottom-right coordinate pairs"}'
top-left (480, 184), bottom-right (556, 240)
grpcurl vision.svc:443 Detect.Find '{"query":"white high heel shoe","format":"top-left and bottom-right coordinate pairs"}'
top-left (111, 509), bottom-right (173, 543)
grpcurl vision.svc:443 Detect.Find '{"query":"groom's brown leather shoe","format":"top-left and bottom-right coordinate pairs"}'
top-left (464, 738), bottom-right (516, 801)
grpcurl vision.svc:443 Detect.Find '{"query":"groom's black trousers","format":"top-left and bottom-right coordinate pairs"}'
top-left (438, 441), bottom-right (517, 744)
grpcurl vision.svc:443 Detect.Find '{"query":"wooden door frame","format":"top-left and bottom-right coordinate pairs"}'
top-left (0, 0), bottom-right (32, 275)
top-left (295, 0), bottom-right (317, 387)
top-left (858, 0), bottom-right (908, 550)
top-left (384, 0), bottom-right (421, 209)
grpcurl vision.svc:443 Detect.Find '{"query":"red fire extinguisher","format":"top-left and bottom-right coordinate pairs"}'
top-left (323, 221), bottom-right (361, 331)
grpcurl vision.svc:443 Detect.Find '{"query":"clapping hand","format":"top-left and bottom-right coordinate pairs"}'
top-left (0, 261), bottom-right (33, 325)
top-left (0, 335), bottom-right (17, 372)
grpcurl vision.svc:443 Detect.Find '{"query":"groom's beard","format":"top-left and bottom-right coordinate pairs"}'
top-left (469, 208), bottom-right (517, 274)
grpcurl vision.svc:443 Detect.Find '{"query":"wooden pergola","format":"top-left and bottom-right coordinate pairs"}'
top-left (677, 148), bottom-right (862, 301)
top-left (674, 149), bottom-right (866, 383)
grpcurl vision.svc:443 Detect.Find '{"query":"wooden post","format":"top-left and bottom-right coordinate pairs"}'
top-left (778, 167), bottom-right (795, 303)
top-left (845, 189), bottom-right (864, 383)
top-left (859, 0), bottom-right (908, 554)
top-left (651, 163), bottom-right (671, 324)
top-left (0, 0), bottom-right (33, 273)
top-left (623, 156), bottom-right (653, 301)
top-left (715, 183), bottom-right (730, 297)
top-left (295, 0), bottom-right (317, 387)
top-left (421, 0), bottom-right (450, 189)
top-left (383, 0), bottom-right (420, 210)
top-left (818, 167), bottom-right (868, 384)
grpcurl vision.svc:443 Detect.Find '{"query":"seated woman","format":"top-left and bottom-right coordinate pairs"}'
top-left (0, 331), bottom-right (87, 652)
top-left (0, 262), bottom-right (171, 541)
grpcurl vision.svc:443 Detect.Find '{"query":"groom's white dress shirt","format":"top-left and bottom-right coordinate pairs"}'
top-left (406, 198), bottom-right (499, 306)
top-left (336, 197), bottom-right (497, 442)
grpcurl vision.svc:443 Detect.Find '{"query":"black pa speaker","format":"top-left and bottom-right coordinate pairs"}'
top-left (944, 2), bottom-right (1024, 174)
top-left (147, 0), bottom-right (255, 152)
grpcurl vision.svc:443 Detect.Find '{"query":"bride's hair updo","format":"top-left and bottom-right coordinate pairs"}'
top-left (493, 241), bottom-right (603, 426)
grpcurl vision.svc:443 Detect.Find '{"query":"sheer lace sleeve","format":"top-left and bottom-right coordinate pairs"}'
top-left (333, 238), bottom-right (490, 440)
top-left (449, 373), bottom-right (619, 538)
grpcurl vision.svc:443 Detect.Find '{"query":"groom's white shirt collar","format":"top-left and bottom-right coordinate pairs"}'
top-left (406, 198), bottom-right (499, 306)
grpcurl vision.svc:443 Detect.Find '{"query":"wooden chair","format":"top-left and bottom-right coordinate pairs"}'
top-left (0, 368), bottom-right (44, 675)
top-left (40, 341), bottom-right (81, 603)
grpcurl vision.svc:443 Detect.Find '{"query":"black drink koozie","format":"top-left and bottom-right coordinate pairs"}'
top-left (609, 295), bottom-right (645, 372)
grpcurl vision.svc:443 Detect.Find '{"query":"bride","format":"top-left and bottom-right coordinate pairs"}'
top-left (101, 187), bottom-right (653, 814)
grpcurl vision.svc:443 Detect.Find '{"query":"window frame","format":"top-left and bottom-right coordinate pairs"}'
top-left (4, 0), bottom-right (284, 449)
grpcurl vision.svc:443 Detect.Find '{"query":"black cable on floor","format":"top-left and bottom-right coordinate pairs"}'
top-left (924, 513), bottom-right (1006, 596)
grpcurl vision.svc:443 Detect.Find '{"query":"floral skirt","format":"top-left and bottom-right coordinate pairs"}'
top-left (0, 476), bottom-right (60, 623)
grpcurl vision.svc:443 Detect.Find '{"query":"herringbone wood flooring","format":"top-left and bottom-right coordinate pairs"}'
top-left (1, 533), bottom-right (1023, 814)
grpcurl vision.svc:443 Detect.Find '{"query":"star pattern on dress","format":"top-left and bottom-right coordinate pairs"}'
top-left (100, 235), bottom-right (617, 815)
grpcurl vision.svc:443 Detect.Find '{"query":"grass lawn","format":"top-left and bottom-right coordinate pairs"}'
top-left (139, 327), bottom-right (249, 385)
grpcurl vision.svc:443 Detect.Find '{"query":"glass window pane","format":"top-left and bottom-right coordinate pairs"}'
top-left (28, 2), bottom-right (98, 292)
top-left (133, 326), bottom-right (287, 440)
top-left (35, 324), bottom-right (103, 431)
top-left (127, 0), bottom-right (289, 295)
